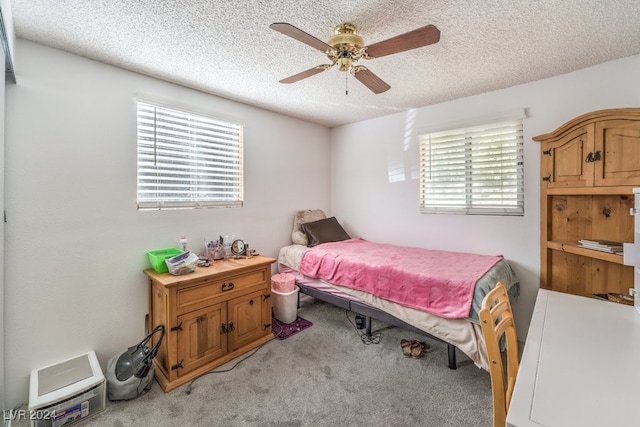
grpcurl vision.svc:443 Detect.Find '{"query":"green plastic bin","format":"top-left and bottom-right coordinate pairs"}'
top-left (147, 248), bottom-right (184, 273)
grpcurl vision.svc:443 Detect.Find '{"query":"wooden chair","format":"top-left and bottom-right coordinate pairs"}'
top-left (479, 282), bottom-right (519, 427)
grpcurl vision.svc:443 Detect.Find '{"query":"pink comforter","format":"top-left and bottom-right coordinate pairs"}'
top-left (299, 238), bottom-right (503, 319)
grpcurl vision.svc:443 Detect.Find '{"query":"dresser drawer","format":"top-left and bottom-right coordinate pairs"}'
top-left (175, 268), bottom-right (268, 313)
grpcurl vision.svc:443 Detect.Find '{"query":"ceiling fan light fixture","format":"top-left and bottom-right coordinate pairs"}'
top-left (328, 23), bottom-right (364, 49)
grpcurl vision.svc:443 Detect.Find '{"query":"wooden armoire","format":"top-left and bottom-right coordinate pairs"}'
top-left (534, 108), bottom-right (640, 296)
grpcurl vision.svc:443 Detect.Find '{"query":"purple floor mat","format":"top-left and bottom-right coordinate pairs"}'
top-left (272, 314), bottom-right (313, 340)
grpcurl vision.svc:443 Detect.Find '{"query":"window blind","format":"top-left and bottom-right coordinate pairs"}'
top-left (419, 119), bottom-right (524, 215)
top-left (137, 101), bottom-right (243, 210)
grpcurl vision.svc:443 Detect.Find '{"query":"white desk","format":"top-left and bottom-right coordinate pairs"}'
top-left (507, 289), bottom-right (640, 427)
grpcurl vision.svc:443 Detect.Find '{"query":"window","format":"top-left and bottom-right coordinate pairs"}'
top-left (419, 119), bottom-right (524, 215)
top-left (136, 101), bottom-right (243, 210)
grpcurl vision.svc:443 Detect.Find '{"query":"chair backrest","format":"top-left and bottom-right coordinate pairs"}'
top-left (479, 282), bottom-right (519, 427)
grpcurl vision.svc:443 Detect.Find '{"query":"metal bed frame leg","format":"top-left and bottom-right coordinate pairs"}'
top-left (447, 344), bottom-right (457, 369)
top-left (365, 316), bottom-right (373, 337)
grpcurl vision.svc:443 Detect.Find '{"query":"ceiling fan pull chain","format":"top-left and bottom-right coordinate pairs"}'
top-left (345, 71), bottom-right (348, 95)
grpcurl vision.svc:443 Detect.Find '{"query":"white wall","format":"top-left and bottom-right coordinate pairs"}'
top-left (1, 0), bottom-right (15, 413)
top-left (4, 39), bottom-right (331, 409)
top-left (0, 43), bottom-right (6, 416)
top-left (330, 53), bottom-right (640, 340)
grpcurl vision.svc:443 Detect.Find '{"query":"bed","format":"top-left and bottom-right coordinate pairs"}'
top-left (277, 211), bottom-right (520, 371)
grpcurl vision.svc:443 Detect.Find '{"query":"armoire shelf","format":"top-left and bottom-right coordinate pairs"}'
top-left (546, 241), bottom-right (624, 264)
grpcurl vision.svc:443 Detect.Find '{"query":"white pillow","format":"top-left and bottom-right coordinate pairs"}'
top-left (291, 209), bottom-right (326, 245)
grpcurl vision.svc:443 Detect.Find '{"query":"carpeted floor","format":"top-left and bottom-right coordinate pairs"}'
top-left (10, 300), bottom-right (494, 426)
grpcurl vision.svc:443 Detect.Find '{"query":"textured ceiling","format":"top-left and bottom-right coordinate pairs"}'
top-left (9, 0), bottom-right (640, 127)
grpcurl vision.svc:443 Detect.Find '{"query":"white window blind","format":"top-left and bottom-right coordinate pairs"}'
top-left (419, 119), bottom-right (524, 215)
top-left (137, 101), bottom-right (243, 210)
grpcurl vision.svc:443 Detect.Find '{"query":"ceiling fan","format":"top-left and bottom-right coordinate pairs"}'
top-left (269, 22), bottom-right (440, 94)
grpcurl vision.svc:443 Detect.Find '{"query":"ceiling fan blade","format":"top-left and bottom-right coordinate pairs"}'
top-left (270, 22), bottom-right (333, 52)
top-left (279, 65), bottom-right (332, 84)
top-left (365, 24), bottom-right (440, 58)
top-left (352, 67), bottom-right (390, 94)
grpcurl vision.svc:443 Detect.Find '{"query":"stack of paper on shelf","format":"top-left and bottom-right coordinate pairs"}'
top-left (578, 239), bottom-right (624, 254)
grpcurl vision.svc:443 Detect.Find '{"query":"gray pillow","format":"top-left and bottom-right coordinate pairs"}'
top-left (301, 217), bottom-right (351, 247)
top-left (291, 209), bottom-right (326, 245)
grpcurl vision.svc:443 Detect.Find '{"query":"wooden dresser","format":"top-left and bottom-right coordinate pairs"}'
top-left (144, 256), bottom-right (276, 392)
top-left (534, 108), bottom-right (640, 296)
